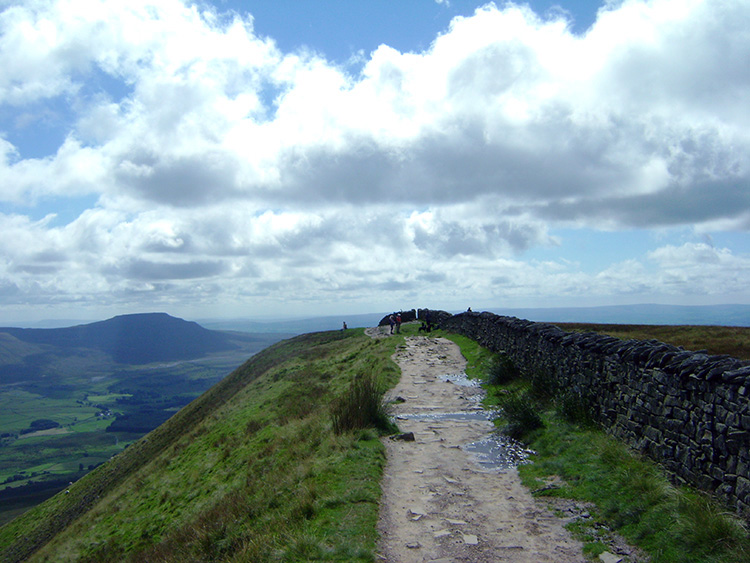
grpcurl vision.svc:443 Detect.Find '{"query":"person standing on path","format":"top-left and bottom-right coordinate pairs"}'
top-left (395, 313), bottom-right (402, 333)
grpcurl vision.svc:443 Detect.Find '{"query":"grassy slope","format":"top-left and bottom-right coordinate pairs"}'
top-left (0, 331), bottom-right (272, 527)
top-left (0, 328), bottom-right (402, 563)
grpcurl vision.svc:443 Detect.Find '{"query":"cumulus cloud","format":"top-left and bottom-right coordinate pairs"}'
top-left (0, 0), bottom-right (749, 318)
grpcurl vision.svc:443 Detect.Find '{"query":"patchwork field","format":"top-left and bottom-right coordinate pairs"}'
top-left (0, 322), bottom-right (287, 526)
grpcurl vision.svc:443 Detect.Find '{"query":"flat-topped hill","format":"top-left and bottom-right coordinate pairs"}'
top-left (0, 312), bottom-right (237, 365)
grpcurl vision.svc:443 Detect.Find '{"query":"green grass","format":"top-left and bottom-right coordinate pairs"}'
top-left (0, 391), bottom-right (102, 434)
top-left (442, 327), bottom-right (750, 563)
top-left (436, 331), bottom-right (495, 378)
top-left (86, 393), bottom-right (132, 403)
top-left (520, 422), bottom-right (750, 562)
top-left (1, 328), bottom-right (403, 563)
top-left (0, 424), bottom-right (122, 485)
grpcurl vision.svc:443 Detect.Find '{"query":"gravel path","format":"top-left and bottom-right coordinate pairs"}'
top-left (374, 333), bottom-right (586, 563)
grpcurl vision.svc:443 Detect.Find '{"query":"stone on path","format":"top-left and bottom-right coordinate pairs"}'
top-left (405, 541), bottom-right (421, 549)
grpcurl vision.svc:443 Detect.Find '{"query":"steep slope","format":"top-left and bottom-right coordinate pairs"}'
top-left (0, 312), bottom-right (237, 365)
top-left (0, 328), bottom-right (401, 563)
top-left (0, 332), bottom-right (47, 365)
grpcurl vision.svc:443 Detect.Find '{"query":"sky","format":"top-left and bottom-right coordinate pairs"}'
top-left (0, 0), bottom-right (749, 324)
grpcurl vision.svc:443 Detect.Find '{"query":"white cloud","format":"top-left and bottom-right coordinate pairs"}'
top-left (0, 0), bottom-right (749, 318)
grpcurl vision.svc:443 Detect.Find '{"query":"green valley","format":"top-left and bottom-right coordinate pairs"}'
top-left (0, 314), bottom-right (288, 526)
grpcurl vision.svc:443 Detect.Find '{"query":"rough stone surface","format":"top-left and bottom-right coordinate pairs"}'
top-left (376, 334), bottom-right (586, 563)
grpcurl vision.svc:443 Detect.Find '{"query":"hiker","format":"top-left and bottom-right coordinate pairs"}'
top-left (389, 314), bottom-right (396, 334)
top-left (396, 313), bottom-right (402, 333)
top-left (342, 321), bottom-right (347, 330)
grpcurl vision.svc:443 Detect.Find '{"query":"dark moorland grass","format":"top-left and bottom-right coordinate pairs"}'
top-left (0, 328), bottom-right (404, 563)
top-left (556, 323), bottom-right (750, 361)
top-left (440, 325), bottom-right (750, 563)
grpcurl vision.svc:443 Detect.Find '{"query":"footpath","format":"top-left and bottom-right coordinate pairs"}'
top-left (371, 331), bottom-right (586, 563)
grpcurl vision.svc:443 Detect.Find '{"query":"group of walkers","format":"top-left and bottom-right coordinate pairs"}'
top-left (387, 310), bottom-right (437, 334)
top-left (342, 309), bottom-right (442, 335)
top-left (388, 313), bottom-right (402, 334)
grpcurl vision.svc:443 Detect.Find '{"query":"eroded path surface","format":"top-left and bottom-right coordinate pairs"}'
top-left (376, 334), bottom-right (585, 563)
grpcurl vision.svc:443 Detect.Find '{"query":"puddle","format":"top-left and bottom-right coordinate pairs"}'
top-left (396, 411), bottom-right (491, 422)
top-left (397, 369), bottom-right (532, 471)
top-left (464, 434), bottom-right (535, 471)
top-left (395, 411), bottom-right (535, 471)
top-left (439, 372), bottom-right (482, 387)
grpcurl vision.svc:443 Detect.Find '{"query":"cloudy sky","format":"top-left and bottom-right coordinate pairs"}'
top-left (1, 0), bottom-right (749, 324)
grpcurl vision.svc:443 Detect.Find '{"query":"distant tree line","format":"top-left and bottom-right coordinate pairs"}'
top-left (19, 419), bottom-right (60, 435)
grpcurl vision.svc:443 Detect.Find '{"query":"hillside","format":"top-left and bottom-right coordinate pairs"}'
top-left (0, 328), bottom-right (401, 562)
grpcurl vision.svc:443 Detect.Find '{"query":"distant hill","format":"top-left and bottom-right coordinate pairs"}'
top-left (0, 312), bottom-right (237, 365)
top-left (489, 304), bottom-right (750, 327)
top-left (200, 305), bottom-right (750, 336)
top-left (200, 311), bottom-right (387, 334)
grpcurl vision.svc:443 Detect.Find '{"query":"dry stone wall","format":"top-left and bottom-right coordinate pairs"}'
top-left (419, 309), bottom-right (750, 517)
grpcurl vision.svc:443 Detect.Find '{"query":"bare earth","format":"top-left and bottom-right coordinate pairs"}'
top-left (372, 331), bottom-right (586, 563)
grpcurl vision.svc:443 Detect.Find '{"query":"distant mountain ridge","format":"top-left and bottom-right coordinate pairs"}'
top-left (492, 304), bottom-right (750, 327)
top-left (0, 312), bottom-right (237, 364)
top-left (200, 312), bottom-right (386, 334)
top-left (201, 305), bottom-right (750, 335)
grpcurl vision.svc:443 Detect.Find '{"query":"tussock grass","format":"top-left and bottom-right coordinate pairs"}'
top-left (495, 389), bottom-right (545, 439)
top-left (485, 353), bottom-right (519, 385)
top-left (556, 389), bottom-right (595, 426)
top-left (330, 374), bottom-right (394, 435)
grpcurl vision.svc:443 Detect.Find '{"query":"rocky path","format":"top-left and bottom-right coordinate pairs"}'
top-left (374, 333), bottom-right (586, 563)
